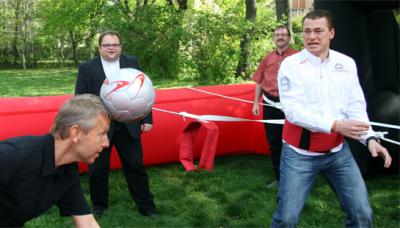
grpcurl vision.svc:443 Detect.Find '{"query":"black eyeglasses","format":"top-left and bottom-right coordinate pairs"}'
top-left (274, 33), bottom-right (289, 37)
top-left (101, 43), bottom-right (121, 48)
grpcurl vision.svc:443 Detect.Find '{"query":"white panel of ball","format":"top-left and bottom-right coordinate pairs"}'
top-left (110, 92), bottom-right (131, 111)
top-left (100, 68), bottom-right (155, 123)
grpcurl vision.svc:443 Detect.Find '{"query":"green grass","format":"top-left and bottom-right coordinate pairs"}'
top-left (0, 68), bottom-right (77, 97)
top-left (0, 68), bottom-right (206, 98)
top-left (1, 69), bottom-right (399, 227)
top-left (25, 154), bottom-right (399, 228)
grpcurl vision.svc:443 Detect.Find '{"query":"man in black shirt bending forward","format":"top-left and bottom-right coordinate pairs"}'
top-left (0, 94), bottom-right (110, 227)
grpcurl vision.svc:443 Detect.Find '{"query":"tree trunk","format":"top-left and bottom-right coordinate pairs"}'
top-left (22, 9), bottom-right (27, 69)
top-left (116, 0), bottom-right (134, 19)
top-left (12, 36), bottom-right (19, 66)
top-left (87, 0), bottom-right (105, 60)
top-left (69, 31), bottom-right (79, 65)
top-left (275, 0), bottom-right (292, 39)
top-left (177, 0), bottom-right (188, 10)
top-left (21, 51), bottom-right (26, 69)
top-left (29, 25), bottom-right (34, 67)
top-left (11, 0), bottom-right (22, 66)
top-left (60, 38), bottom-right (65, 69)
top-left (135, 0), bottom-right (140, 17)
top-left (275, 0), bottom-right (289, 21)
top-left (235, 0), bottom-right (256, 78)
top-left (29, 0), bottom-right (35, 67)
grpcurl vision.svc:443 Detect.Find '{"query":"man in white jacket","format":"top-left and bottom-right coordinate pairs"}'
top-left (271, 9), bottom-right (392, 228)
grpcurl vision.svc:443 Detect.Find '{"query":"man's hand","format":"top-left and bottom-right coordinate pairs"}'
top-left (332, 120), bottom-right (369, 140)
top-left (72, 214), bottom-right (100, 228)
top-left (141, 123), bottom-right (153, 132)
top-left (368, 139), bottom-right (392, 168)
top-left (252, 103), bottom-right (260, 116)
top-left (252, 84), bottom-right (262, 116)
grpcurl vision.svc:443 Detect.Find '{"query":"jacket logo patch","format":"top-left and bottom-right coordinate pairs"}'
top-left (334, 63), bottom-right (348, 72)
top-left (280, 76), bottom-right (291, 92)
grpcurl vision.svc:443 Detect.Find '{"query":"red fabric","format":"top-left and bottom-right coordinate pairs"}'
top-left (252, 48), bottom-right (298, 97)
top-left (179, 121), bottom-right (219, 172)
top-left (282, 119), bottom-right (344, 152)
top-left (0, 84), bottom-right (270, 173)
top-left (0, 95), bottom-right (72, 140)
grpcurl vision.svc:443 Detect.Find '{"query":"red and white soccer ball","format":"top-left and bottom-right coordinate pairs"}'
top-left (100, 68), bottom-right (155, 123)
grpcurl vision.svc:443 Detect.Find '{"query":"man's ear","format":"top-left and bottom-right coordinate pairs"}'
top-left (70, 125), bottom-right (81, 144)
top-left (329, 27), bottom-right (335, 40)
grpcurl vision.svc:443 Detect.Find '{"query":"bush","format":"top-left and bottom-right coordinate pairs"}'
top-left (98, 2), bottom-right (278, 83)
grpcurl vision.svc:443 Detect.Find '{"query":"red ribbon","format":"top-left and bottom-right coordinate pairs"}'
top-left (179, 121), bottom-right (219, 172)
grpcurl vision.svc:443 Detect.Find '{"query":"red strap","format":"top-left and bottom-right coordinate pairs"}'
top-left (283, 119), bottom-right (343, 152)
top-left (179, 121), bottom-right (219, 172)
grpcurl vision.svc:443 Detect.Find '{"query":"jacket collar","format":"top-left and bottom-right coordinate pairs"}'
top-left (301, 49), bottom-right (332, 65)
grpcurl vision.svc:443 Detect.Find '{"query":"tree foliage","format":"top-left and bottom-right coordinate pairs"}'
top-left (0, 0), bottom-right (290, 83)
top-left (37, 0), bottom-right (106, 66)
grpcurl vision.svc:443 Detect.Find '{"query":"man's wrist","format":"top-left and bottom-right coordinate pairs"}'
top-left (366, 136), bottom-right (380, 146)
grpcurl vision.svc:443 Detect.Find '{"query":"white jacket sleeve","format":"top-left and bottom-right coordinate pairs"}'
top-left (345, 59), bottom-right (376, 142)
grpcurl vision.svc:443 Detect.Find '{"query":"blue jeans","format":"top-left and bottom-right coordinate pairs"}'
top-left (271, 142), bottom-right (372, 228)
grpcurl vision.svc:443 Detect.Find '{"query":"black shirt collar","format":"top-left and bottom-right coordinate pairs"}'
top-left (41, 134), bottom-right (56, 176)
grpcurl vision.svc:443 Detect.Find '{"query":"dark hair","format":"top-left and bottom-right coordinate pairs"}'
top-left (302, 9), bottom-right (334, 29)
top-left (98, 31), bottom-right (121, 46)
top-left (275, 25), bottom-right (291, 37)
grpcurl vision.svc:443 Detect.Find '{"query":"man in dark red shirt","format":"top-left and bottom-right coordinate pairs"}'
top-left (252, 25), bottom-right (298, 189)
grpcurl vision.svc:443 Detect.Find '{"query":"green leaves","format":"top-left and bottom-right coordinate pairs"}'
top-left (2, 0), bottom-right (300, 83)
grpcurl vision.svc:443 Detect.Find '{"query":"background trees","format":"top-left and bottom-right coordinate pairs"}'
top-left (0, 0), bottom-right (294, 82)
top-left (1, 0), bottom-right (36, 69)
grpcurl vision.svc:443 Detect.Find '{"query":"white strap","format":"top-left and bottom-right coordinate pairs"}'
top-left (187, 86), bottom-right (400, 130)
top-left (262, 94), bottom-right (282, 110)
top-left (186, 86), bottom-right (274, 107)
top-left (152, 107), bottom-right (399, 146)
top-left (179, 112), bottom-right (284, 124)
top-left (375, 131), bottom-right (400, 146)
top-left (370, 121), bottom-right (400, 130)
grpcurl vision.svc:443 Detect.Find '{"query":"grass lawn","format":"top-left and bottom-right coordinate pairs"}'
top-left (0, 68), bottom-right (205, 97)
top-left (1, 69), bottom-right (399, 227)
top-left (0, 68), bottom-right (77, 97)
top-left (25, 154), bottom-right (399, 228)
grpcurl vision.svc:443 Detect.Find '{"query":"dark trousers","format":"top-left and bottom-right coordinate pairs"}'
top-left (89, 123), bottom-right (155, 215)
top-left (263, 101), bottom-right (284, 181)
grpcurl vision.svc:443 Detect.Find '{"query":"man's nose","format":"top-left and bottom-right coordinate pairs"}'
top-left (309, 32), bottom-right (317, 39)
top-left (103, 137), bottom-right (110, 148)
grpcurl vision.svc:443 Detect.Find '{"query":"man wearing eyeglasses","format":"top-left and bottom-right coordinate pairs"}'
top-left (271, 10), bottom-right (392, 227)
top-left (252, 25), bottom-right (298, 189)
top-left (75, 31), bottom-right (158, 218)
